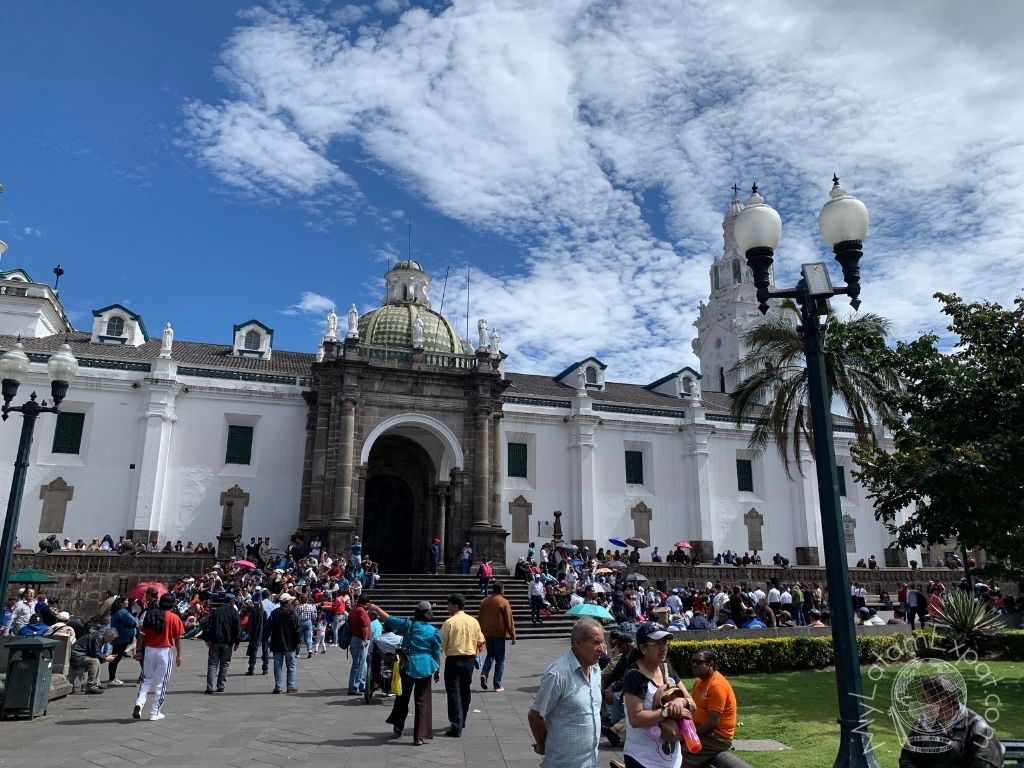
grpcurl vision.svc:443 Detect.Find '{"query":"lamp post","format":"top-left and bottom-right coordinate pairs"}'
top-left (0, 342), bottom-right (79, 602)
top-left (735, 176), bottom-right (879, 768)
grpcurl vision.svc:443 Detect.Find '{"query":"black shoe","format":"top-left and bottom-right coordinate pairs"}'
top-left (132, 705), bottom-right (142, 720)
top-left (244, 670), bottom-right (254, 676)
top-left (444, 727), bottom-right (461, 737)
top-left (216, 688), bottom-right (225, 693)
top-left (86, 686), bottom-right (104, 695)
top-left (602, 726), bottom-right (621, 748)
top-left (272, 688), bottom-right (282, 694)
top-left (261, 669), bottom-right (269, 675)
top-left (204, 689), bottom-right (214, 695)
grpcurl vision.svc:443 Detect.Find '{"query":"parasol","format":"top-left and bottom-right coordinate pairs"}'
top-left (232, 559), bottom-right (256, 569)
top-left (608, 561), bottom-right (629, 570)
top-left (625, 536), bottom-right (648, 548)
top-left (128, 581), bottom-right (168, 602)
top-left (608, 537), bottom-right (628, 548)
top-left (624, 573), bottom-right (648, 583)
top-left (595, 567), bottom-right (613, 574)
top-left (672, 540), bottom-right (693, 550)
top-left (565, 602), bottom-right (615, 621)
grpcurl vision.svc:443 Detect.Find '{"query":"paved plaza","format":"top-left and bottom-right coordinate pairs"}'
top-left (0, 637), bottom-right (587, 768)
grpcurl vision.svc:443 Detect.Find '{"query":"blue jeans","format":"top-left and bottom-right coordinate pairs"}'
top-left (348, 639), bottom-right (368, 693)
top-left (793, 605), bottom-right (805, 626)
top-left (300, 619), bottom-right (313, 653)
top-left (481, 637), bottom-right (506, 687)
top-left (332, 613), bottom-right (347, 644)
top-left (273, 650), bottom-right (296, 691)
top-left (460, 558), bottom-right (471, 574)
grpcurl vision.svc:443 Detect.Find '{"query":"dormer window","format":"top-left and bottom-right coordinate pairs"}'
top-left (232, 320), bottom-right (273, 359)
top-left (91, 304), bottom-right (148, 347)
top-left (554, 356), bottom-right (607, 391)
top-left (585, 366), bottom-right (598, 385)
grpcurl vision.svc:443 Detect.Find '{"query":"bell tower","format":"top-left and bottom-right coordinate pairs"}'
top-left (692, 189), bottom-right (771, 394)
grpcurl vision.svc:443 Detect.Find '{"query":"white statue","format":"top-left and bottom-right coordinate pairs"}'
top-left (159, 323), bottom-right (173, 358)
top-left (325, 309), bottom-right (339, 340)
top-left (315, 343), bottom-right (325, 363)
top-left (489, 328), bottom-right (500, 356)
top-left (576, 367), bottom-right (586, 392)
top-left (691, 376), bottom-right (702, 402)
top-left (477, 319), bottom-right (488, 350)
top-left (412, 315), bottom-right (425, 348)
top-left (347, 304), bottom-right (359, 339)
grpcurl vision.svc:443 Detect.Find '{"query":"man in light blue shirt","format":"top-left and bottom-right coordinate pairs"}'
top-left (528, 617), bottom-right (605, 768)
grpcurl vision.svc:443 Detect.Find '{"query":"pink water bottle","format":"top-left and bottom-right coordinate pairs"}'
top-left (680, 718), bottom-right (701, 753)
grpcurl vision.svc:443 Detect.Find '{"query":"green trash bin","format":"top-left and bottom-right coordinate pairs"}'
top-left (1, 636), bottom-right (58, 720)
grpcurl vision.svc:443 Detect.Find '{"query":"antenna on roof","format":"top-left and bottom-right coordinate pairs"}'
top-left (439, 266), bottom-right (450, 315)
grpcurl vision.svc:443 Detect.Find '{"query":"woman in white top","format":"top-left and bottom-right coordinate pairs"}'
top-left (621, 622), bottom-right (690, 768)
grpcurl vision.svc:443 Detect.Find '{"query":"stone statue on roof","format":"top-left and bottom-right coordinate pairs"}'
top-left (325, 309), bottom-right (339, 341)
top-left (489, 327), bottom-right (500, 356)
top-left (315, 342), bottom-right (324, 363)
top-left (347, 304), bottom-right (359, 339)
top-left (412, 315), bottom-right (424, 348)
top-left (477, 318), bottom-right (488, 350)
top-left (159, 323), bottom-right (173, 358)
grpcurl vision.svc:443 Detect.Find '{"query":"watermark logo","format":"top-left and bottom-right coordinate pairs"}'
top-left (889, 659), bottom-right (967, 753)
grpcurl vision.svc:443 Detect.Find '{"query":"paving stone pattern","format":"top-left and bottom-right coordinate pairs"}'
top-left (0, 637), bottom-right (595, 768)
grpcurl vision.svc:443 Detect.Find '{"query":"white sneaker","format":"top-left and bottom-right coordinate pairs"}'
top-left (107, 679), bottom-right (124, 687)
top-left (149, 712), bottom-right (165, 721)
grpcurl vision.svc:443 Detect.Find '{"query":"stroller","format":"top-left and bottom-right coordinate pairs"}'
top-left (364, 631), bottom-right (403, 704)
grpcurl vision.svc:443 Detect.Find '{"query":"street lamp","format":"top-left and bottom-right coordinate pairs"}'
top-left (0, 342), bottom-right (79, 602)
top-left (735, 176), bottom-right (878, 768)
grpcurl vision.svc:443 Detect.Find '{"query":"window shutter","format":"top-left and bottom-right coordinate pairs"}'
top-left (52, 412), bottom-right (85, 455)
top-left (225, 425), bottom-right (254, 465)
top-left (507, 442), bottom-right (528, 478)
top-left (625, 451), bottom-right (644, 485)
top-left (736, 459), bottom-right (754, 492)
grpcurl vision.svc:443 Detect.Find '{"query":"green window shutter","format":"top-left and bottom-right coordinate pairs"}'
top-left (625, 451), bottom-right (644, 485)
top-left (225, 425), bottom-right (254, 465)
top-left (507, 442), bottom-right (528, 478)
top-left (51, 412), bottom-right (85, 454)
top-left (837, 466), bottom-right (847, 497)
top-left (736, 459), bottom-right (754, 492)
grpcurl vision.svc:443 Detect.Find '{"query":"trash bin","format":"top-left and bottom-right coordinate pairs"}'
top-left (1, 636), bottom-right (58, 720)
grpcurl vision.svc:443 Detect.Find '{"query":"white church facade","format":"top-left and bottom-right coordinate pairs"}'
top-left (0, 196), bottom-right (915, 571)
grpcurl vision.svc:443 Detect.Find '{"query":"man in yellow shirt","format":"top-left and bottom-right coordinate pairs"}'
top-left (440, 592), bottom-right (485, 737)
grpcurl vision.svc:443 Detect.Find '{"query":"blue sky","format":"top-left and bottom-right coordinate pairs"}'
top-left (3, 1), bottom-right (1023, 381)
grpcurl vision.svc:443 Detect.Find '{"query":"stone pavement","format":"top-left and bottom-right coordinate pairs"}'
top-left (0, 636), bottom-right (595, 768)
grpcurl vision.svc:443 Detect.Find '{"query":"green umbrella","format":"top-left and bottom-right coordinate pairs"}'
top-left (565, 602), bottom-right (615, 621)
top-left (8, 568), bottom-right (56, 584)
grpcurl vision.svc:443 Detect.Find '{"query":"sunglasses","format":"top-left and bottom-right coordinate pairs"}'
top-left (691, 658), bottom-right (709, 665)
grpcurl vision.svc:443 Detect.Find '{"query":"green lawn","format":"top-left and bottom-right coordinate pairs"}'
top-left (729, 661), bottom-right (1024, 768)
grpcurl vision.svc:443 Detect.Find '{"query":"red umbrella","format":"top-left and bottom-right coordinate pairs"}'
top-left (673, 540), bottom-right (693, 549)
top-left (232, 559), bottom-right (257, 569)
top-left (128, 581), bottom-right (168, 602)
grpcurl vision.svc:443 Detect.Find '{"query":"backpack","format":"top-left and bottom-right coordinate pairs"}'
top-left (336, 621), bottom-right (352, 651)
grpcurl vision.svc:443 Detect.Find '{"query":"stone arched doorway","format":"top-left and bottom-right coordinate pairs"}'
top-left (362, 436), bottom-right (433, 573)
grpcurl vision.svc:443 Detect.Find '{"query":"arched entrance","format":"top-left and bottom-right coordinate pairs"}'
top-left (361, 436), bottom-right (433, 573)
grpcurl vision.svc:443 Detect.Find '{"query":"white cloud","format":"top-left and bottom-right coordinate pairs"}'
top-left (281, 290), bottom-right (336, 316)
top-left (184, 0), bottom-right (1024, 381)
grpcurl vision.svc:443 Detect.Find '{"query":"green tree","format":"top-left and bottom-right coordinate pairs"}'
top-left (730, 303), bottom-right (899, 476)
top-left (852, 292), bottom-right (1024, 565)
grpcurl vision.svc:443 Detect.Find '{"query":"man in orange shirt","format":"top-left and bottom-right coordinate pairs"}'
top-left (680, 647), bottom-right (737, 767)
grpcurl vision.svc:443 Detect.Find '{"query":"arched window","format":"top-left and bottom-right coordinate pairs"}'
top-left (681, 376), bottom-right (693, 395)
top-left (585, 366), bottom-right (598, 385)
top-left (403, 286), bottom-right (409, 300)
top-left (712, 266), bottom-right (720, 291)
top-left (732, 259), bottom-right (742, 283)
top-left (719, 367), bottom-right (726, 393)
top-left (244, 329), bottom-right (261, 350)
top-left (106, 316), bottom-right (125, 337)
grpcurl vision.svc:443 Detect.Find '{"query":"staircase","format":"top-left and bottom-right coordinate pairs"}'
top-left (366, 573), bottom-right (575, 640)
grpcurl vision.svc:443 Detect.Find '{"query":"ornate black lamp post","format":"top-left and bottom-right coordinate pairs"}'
top-left (735, 177), bottom-right (879, 768)
top-left (0, 342), bottom-right (79, 602)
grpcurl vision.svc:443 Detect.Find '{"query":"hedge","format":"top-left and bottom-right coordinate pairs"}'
top-left (665, 634), bottom-right (914, 675)
top-left (911, 629), bottom-right (1024, 661)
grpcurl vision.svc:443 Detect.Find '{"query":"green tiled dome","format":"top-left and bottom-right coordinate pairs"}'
top-left (358, 303), bottom-right (469, 354)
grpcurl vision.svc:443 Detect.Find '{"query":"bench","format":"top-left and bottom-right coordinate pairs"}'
top-left (1004, 739), bottom-right (1024, 765)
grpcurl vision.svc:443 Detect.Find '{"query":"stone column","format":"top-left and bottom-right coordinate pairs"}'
top-left (682, 426), bottom-right (714, 562)
top-left (436, 483), bottom-right (449, 573)
top-left (298, 392), bottom-right (317, 524)
top-left (332, 398), bottom-right (357, 523)
top-left (307, 398), bottom-right (331, 525)
top-left (129, 380), bottom-right (178, 537)
top-left (795, 454), bottom-right (822, 565)
top-left (490, 412), bottom-right (502, 527)
top-left (473, 409), bottom-right (491, 526)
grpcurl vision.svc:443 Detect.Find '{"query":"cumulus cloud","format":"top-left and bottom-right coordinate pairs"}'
top-left (281, 290), bottom-right (336, 316)
top-left (184, 0), bottom-right (1024, 380)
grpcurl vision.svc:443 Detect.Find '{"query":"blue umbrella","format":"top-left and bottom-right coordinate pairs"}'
top-left (571, 559), bottom-right (584, 567)
top-left (608, 537), bottom-right (628, 548)
top-left (566, 603), bottom-right (615, 621)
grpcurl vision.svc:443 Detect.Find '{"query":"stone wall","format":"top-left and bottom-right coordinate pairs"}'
top-left (632, 563), bottom-right (968, 600)
top-left (10, 551), bottom-right (215, 616)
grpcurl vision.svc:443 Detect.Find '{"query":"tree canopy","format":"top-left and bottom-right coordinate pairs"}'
top-left (730, 303), bottom-right (899, 476)
top-left (852, 292), bottom-right (1024, 566)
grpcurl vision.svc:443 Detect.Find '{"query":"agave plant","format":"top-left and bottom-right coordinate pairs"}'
top-left (931, 589), bottom-right (1003, 652)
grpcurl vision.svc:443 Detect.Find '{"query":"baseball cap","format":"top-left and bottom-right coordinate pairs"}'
top-left (278, 593), bottom-right (295, 603)
top-left (857, 606), bottom-right (870, 617)
top-left (636, 621), bottom-right (672, 644)
top-left (57, 611), bottom-right (70, 621)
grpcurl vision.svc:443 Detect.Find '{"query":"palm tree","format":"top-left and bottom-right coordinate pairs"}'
top-left (730, 303), bottom-right (900, 476)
